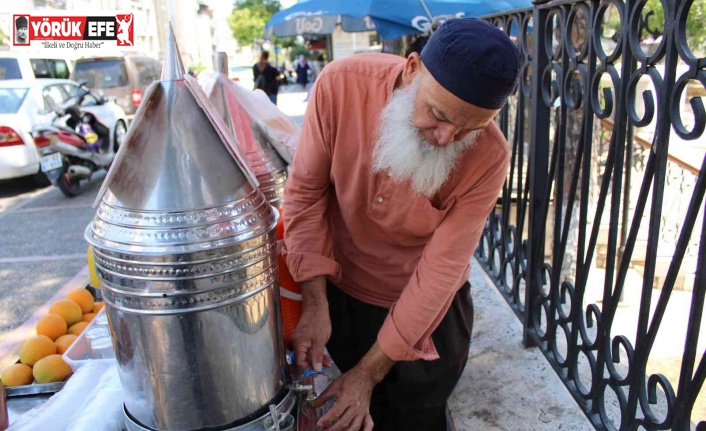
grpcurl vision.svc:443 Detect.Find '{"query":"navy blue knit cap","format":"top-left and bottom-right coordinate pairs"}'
top-left (420, 18), bottom-right (521, 109)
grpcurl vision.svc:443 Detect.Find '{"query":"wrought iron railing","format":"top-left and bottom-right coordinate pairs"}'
top-left (476, 1), bottom-right (705, 429)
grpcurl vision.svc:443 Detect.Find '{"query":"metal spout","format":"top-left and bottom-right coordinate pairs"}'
top-left (161, 22), bottom-right (185, 81)
top-left (213, 52), bottom-right (228, 75)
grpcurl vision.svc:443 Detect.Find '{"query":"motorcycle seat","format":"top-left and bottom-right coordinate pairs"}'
top-left (57, 124), bottom-right (81, 136)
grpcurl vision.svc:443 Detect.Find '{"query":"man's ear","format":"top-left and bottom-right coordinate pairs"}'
top-left (401, 52), bottom-right (423, 86)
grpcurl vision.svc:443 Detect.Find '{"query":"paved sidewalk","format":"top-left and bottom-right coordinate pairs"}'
top-left (449, 258), bottom-right (593, 431)
top-left (277, 85), bottom-right (309, 125)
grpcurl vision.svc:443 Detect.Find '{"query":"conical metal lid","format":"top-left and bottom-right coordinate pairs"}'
top-left (87, 26), bottom-right (272, 254)
top-left (203, 54), bottom-right (288, 178)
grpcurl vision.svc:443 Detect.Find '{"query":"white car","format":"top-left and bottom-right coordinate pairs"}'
top-left (0, 51), bottom-right (72, 80)
top-left (0, 79), bottom-right (127, 181)
top-left (229, 64), bottom-right (255, 90)
top-left (196, 65), bottom-right (256, 91)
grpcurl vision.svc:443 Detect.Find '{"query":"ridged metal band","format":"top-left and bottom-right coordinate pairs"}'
top-left (257, 169), bottom-right (287, 186)
top-left (92, 233), bottom-right (273, 264)
top-left (86, 194), bottom-right (277, 255)
top-left (94, 234), bottom-right (275, 280)
top-left (94, 245), bottom-right (276, 293)
top-left (101, 265), bottom-right (278, 314)
top-left (263, 188), bottom-right (284, 209)
top-left (96, 191), bottom-right (266, 229)
top-left (258, 169), bottom-right (287, 208)
top-left (93, 234), bottom-right (275, 281)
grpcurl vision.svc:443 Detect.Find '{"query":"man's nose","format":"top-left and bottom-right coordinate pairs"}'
top-left (433, 125), bottom-right (459, 147)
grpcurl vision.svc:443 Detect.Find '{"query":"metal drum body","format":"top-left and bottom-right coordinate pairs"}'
top-left (86, 31), bottom-right (290, 431)
top-left (90, 196), bottom-right (289, 430)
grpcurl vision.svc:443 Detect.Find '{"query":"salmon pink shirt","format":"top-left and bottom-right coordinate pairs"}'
top-left (282, 53), bottom-right (509, 362)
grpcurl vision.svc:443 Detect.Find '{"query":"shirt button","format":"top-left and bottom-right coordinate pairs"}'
top-left (377, 197), bottom-right (384, 203)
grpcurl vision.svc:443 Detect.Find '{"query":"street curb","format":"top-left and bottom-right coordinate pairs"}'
top-left (0, 266), bottom-right (89, 370)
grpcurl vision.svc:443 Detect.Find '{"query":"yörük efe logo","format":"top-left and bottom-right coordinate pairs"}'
top-left (11, 11), bottom-right (134, 52)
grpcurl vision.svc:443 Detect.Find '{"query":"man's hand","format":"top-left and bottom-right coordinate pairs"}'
top-left (313, 366), bottom-right (375, 431)
top-left (314, 342), bottom-right (394, 431)
top-left (291, 276), bottom-right (331, 371)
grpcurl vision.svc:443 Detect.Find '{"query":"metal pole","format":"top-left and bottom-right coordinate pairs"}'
top-left (618, 123), bottom-right (634, 302)
top-left (524, 4), bottom-right (551, 348)
top-left (418, 0), bottom-right (434, 27)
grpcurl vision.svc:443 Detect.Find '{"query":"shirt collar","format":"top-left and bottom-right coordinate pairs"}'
top-left (385, 61), bottom-right (406, 101)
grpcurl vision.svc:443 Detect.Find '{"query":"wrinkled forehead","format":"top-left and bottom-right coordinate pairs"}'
top-left (416, 69), bottom-right (499, 129)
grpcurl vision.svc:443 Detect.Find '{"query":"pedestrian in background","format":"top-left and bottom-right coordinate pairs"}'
top-left (253, 51), bottom-right (280, 104)
top-left (310, 52), bottom-right (323, 82)
top-left (295, 55), bottom-right (310, 89)
top-left (304, 53), bottom-right (324, 102)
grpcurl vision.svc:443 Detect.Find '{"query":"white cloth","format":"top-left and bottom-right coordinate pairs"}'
top-left (7, 362), bottom-right (112, 431)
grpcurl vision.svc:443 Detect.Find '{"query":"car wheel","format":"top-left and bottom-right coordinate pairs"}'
top-left (113, 120), bottom-right (127, 153)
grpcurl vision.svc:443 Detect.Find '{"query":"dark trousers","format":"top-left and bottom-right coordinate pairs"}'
top-left (326, 282), bottom-right (474, 431)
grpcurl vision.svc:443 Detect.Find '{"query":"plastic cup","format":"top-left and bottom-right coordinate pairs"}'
top-left (262, 413), bottom-right (295, 431)
top-left (95, 313), bottom-right (109, 325)
top-left (85, 326), bottom-right (109, 340)
top-left (90, 336), bottom-right (115, 359)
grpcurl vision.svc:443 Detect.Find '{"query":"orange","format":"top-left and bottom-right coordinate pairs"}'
top-left (49, 299), bottom-right (82, 326)
top-left (67, 321), bottom-right (89, 336)
top-left (36, 314), bottom-right (67, 341)
top-left (1, 363), bottom-right (33, 387)
top-left (66, 288), bottom-right (95, 314)
top-left (93, 301), bottom-right (105, 314)
top-left (55, 334), bottom-right (77, 354)
top-left (33, 355), bottom-right (72, 383)
top-left (19, 335), bottom-right (57, 366)
top-left (82, 313), bottom-right (96, 322)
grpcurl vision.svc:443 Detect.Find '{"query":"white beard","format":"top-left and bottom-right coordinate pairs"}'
top-left (371, 77), bottom-right (480, 197)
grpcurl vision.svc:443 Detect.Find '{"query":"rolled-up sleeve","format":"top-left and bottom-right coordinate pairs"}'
top-left (282, 74), bottom-right (342, 283)
top-left (377, 143), bottom-right (509, 361)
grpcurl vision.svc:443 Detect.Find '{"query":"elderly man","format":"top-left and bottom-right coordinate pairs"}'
top-left (283, 18), bottom-right (521, 431)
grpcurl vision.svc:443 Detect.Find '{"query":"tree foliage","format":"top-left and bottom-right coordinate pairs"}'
top-left (289, 45), bottom-right (311, 62)
top-left (228, 0), bottom-right (281, 46)
top-left (602, 0), bottom-right (706, 55)
top-left (273, 36), bottom-right (297, 49)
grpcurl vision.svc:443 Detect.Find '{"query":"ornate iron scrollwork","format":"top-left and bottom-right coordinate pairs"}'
top-left (478, 1), bottom-right (705, 429)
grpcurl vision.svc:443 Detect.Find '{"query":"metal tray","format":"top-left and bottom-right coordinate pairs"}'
top-left (5, 381), bottom-right (65, 398)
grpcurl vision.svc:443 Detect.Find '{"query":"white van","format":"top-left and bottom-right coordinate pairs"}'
top-left (0, 52), bottom-right (71, 80)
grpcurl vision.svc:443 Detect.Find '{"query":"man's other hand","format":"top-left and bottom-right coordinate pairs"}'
top-left (291, 279), bottom-right (332, 371)
top-left (313, 366), bottom-right (375, 431)
top-left (313, 342), bottom-right (393, 431)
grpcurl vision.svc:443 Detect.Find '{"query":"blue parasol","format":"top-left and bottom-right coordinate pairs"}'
top-left (264, 0), bottom-right (531, 40)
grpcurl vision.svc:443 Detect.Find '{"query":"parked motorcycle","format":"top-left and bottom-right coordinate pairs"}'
top-left (32, 82), bottom-right (115, 197)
